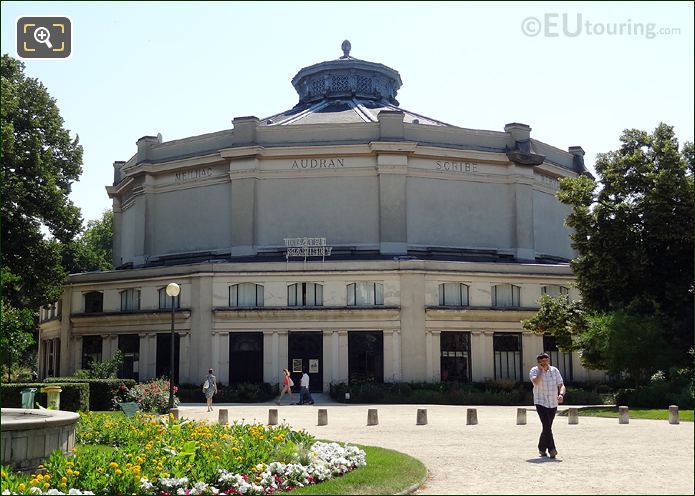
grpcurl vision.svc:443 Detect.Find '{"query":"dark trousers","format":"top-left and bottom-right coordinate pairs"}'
top-left (299, 386), bottom-right (313, 404)
top-left (535, 404), bottom-right (557, 452)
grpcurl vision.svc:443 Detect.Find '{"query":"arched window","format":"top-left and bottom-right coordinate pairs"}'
top-left (84, 291), bottom-right (103, 313)
top-left (438, 283), bottom-right (470, 306)
top-left (492, 284), bottom-right (520, 308)
top-left (347, 282), bottom-right (384, 306)
top-left (541, 285), bottom-right (569, 297)
top-left (288, 283), bottom-right (323, 306)
top-left (229, 283), bottom-right (264, 307)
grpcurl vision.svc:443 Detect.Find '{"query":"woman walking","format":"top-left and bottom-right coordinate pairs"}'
top-left (276, 368), bottom-right (294, 405)
top-left (204, 368), bottom-right (218, 412)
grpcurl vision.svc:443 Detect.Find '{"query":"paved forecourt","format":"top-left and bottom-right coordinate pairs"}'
top-left (177, 398), bottom-right (694, 495)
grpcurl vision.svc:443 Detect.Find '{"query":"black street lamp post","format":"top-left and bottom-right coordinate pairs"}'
top-left (166, 282), bottom-right (180, 411)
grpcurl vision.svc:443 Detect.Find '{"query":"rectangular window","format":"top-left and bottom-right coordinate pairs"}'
top-left (543, 334), bottom-right (573, 382)
top-left (118, 334), bottom-right (140, 381)
top-left (493, 333), bottom-right (522, 381)
top-left (288, 283), bottom-right (324, 306)
top-left (348, 331), bottom-right (384, 383)
top-left (120, 289), bottom-right (141, 311)
top-left (440, 332), bottom-right (471, 382)
top-left (230, 283), bottom-right (264, 307)
top-left (492, 284), bottom-right (520, 307)
top-left (159, 288), bottom-right (181, 309)
top-left (81, 335), bottom-right (103, 370)
top-left (347, 282), bottom-right (384, 306)
top-left (439, 283), bottom-right (470, 306)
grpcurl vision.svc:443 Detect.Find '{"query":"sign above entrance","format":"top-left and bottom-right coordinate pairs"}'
top-left (284, 237), bottom-right (333, 263)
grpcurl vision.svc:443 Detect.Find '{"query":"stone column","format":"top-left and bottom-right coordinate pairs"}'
top-left (271, 330), bottom-right (279, 384)
top-left (338, 330), bottom-right (349, 383)
top-left (330, 330), bottom-right (339, 384)
top-left (425, 330), bottom-right (433, 381)
top-left (383, 329), bottom-right (394, 381)
top-left (376, 150), bottom-right (408, 255)
top-left (178, 332), bottom-right (191, 384)
top-left (431, 330), bottom-right (441, 382)
top-left (522, 331), bottom-right (542, 380)
top-left (71, 336), bottom-right (82, 376)
top-left (37, 338), bottom-right (44, 378)
top-left (59, 288), bottom-right (72, 376)
top-left (322, 330), bottom-right (333, 391)
top-left (219, 332), bottom-right (230, 385)
top-left (482, 331), bottom-right (495, 380)
top-left (470, 331), bottom-right (484, 382)
top-left (146, 333), bottom-right (156, 381)
top-left (263, 331), bottom-right (274, 384)
top-left (399, 272), bottom-right (426, 381)
top-left (278, 331), bottom-right (289, 376)
top-left (137, 333), bottom-right (148, 380)
top-left (392, 329), bottom-right (402, 381)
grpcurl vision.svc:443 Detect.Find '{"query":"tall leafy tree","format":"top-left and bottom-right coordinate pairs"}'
top-left (1, 54), bottom-right (84, 309)
top-left (62, 210), bottom-right (113, 274)
top-left (530, 123), bottom-right (694, 377)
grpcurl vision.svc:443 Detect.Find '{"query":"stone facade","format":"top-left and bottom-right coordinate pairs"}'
top-left (38, 42), bottom-right (604, 390)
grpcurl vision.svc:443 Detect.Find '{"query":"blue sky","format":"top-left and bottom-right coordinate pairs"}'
top-left (2, 1), bottom-right (693, 224)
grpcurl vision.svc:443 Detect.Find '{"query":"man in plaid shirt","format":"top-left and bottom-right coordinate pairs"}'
top-left (530, 353), bottom-right (566, 458)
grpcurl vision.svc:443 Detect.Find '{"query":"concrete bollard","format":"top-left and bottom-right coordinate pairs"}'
top-left (218, 409), bottom-right (228, 425)
top-left (516, 408), bottom-right (526, 425)
top-left (668, 405), bottom-right (679, 425)
top-left (318, 409), bottom-right (328, 426)
top-left (618, 406), bottom-right (629, 424)
top-left (466, 408), bottom-right (478, 425)
top-left (367, 409), bottom-right (379, 426)
top-left (416, 409), bottom-right (428, 425)
top-left (268, 409), bottom-right (278, 425)
top-left (568, 408), bottom-right (579, 425)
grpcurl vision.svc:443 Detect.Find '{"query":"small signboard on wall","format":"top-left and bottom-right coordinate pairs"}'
top-left (309, 359), bottom-right (319, 374)
top-left (292, 359), bottom-right (303, 373)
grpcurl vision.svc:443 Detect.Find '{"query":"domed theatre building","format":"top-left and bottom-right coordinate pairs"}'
top-left (38, 42), bottom-right (604, 390)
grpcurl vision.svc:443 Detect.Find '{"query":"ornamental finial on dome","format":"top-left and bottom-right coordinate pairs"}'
top-left (340, 40), bottom-right (351, 59)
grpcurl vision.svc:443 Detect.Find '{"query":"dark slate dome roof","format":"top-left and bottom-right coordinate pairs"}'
top-left (261, 41), bottom-right (454, 127)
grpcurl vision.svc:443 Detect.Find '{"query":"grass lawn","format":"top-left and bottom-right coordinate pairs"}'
top-left (276, 444), bottom-right (427, 495)
top-left (558, 406), bottom-right (693, 421)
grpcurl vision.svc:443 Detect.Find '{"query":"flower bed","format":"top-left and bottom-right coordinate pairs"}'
top-left (0, 412), bottom-right (365, 495)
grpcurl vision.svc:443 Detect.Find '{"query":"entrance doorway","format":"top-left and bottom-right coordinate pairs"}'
top-left (118, 334), bottom-right (140, 381)
top-left (229, 332), bottom-right (264, 384)
top-left (288, 331), bottom-right (323, 392)
top-left (156, 333), bottom-right (180, 383)
top-left (348, 331), bottom-right (384, 383)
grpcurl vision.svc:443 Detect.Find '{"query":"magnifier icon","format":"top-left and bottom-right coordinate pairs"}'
top-left (33, 27), bottom-right (53, 49)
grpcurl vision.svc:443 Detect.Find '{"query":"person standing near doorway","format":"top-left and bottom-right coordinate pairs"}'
top-left (276, 368), bottom-right (294, 405)
top-left (530, 353), bottom-right (566, 458)
top-left (299, 367), bottom-right (315, 405)
top-left (204, 368), bottom-right (218, 412)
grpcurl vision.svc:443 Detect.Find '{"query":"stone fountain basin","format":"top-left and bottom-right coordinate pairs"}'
top-left (1, 408), bottom-right (80, 470)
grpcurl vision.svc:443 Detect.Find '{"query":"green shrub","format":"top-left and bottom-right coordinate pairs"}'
top-left (0, 382), bottom-right (89, 411)
top-left (177, 382), bottom-right (277, 403)
top-left (45, 377), bottom-right (137, 410)
top-left (616, 381), bottom-right (694, 409)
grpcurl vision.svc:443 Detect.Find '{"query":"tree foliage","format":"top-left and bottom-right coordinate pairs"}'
top-left (1, 54), bottom-right (84, 309)
top-left (529, 123), bottom-right (694, 380)
top-left (0, 289), bottom-right (35, 382)
top-left (62, 210), bottom-right (113, 274)
top-left (522, 294), bottom-right (587, 352)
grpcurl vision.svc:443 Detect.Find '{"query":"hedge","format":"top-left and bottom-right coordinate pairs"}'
top-left (177, 382), bottom-right (278, 403)
top-left (329, 381), bottom-right (606, 406)
top-left (45, 378), bottom-right (137, 411)
top-left (615, 382), bottom-right (694, 409)
top-left (0, 382), bottom-right (89, 412)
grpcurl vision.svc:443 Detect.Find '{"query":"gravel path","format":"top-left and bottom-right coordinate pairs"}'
top-left (177, 399), bottom-right (693, 495)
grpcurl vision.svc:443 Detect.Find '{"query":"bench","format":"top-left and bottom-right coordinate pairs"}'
top-left (118, 401), bottom-right (140, 417)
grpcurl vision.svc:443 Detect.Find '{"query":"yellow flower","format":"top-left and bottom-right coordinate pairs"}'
top-left (36, 474), bottom-right (43, 481)
top-left (115, 469), bottom-right (123, 476)
top-left (97, 468), bottom-right (103, 474)
top-left (43, 482), bottom-right (50, 489)
top-left (73, 471), bottom-right (80, 476)
top-left (66, 469), bottom-right (74, 476)
top-left (38, 465), bottom-right (45, 469)
top-left (109, 462), bottom-right (118, 469)
top-left (29, 479), bottom-right (38, 486)
top-left (18, 483), bottom-right (26, 490)
top-left (61, 477), bottom-right (67, 484)
top-left (66, 462), bottom-right (74, 467)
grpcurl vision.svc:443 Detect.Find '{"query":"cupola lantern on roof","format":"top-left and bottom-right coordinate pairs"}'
top-left (291, 41), bottom-right (403, 105)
